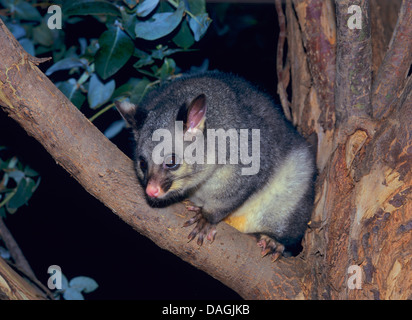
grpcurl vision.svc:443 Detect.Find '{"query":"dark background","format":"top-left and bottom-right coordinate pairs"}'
top-left (1, 2), bottom-right (278, 299)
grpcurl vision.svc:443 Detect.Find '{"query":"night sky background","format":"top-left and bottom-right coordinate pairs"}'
top-left (0, 2), bottom-right (278, 299)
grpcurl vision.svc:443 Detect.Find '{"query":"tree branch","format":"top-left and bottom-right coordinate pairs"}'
top-left (293, 0), bottom-right (336, 131)
top-left (0, 257), bottom-right (47, 299)
top-left (286, 0), bottom-right (337, 172)
top-left (335, 0), bottom-right (372, 123)
top-left (275, 0), bottom-right (292, 122)
top-left (0, 217), bottom-right (36, 279)
top-left (370, 0), bottom-right (402, 83)
top-left (284, 0), bottom-right (311, 130)
top-left (0, 19), bottom-right (307, 300)
top-left (371, 0), bottom-right (412, 119)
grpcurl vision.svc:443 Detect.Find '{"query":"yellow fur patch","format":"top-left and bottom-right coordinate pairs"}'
top-left (223, 214), bottom-right (247, 232)
top-left (168, 179), bottom-right (184, 192)
top-left (167, 163), bottom-right (190, 192)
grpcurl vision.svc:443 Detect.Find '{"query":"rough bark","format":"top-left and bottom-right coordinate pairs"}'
top-left (335, 0), bottom-right (372, 122)
top-left (371, 0), bottom-right (412, 119)
top-left (0, 0), bottom-right (411, 300)
top-left (283, 0), bottom-right (411, 299)
top-left (0, 257), bottom-right (47, 300)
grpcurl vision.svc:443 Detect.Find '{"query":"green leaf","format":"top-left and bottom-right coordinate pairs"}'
top-left (84, 39), bottom-right (100, 57)
top-left (172, 19), bottom-right (195, 49)
top-left (95, 27), bottom-right (134, 80)
top-left (122, 0), bottom-right (139, 9)
top-left (0, 188), bottom-right (16, 194)
top-left (0, 155), bottom-right (5, 168)
top-left (57, 79), bottom-right (86, 109)
top-left (133, 56), bottom-right (154, 69)
top-left (87, 74), bottom-right (115, 109)
top-left (188, 13), bottom-right (211, 41)
top-left (7, 170), bottom-right (25, 184)
top-left (119, 6), bottom-right (137, 38)
top-left (63, 0), bottom-right (120, 16)
top-left (32, 177), bottom-right (41, 194)
top-left (136, 0), bottom-right (159, 17)
top-left (129, 78), bottom-right (151, 104)
top-left (156, 58), bottom-right (176, 80)
top-left (7, 178), bottom-right (35, 209)
top-left (61, 274), bottom-right (69, 290)
top-left (186, 0), bottom-right (206, 15)
top-left (134, 1), bottom-right (184, 41)
top-left (158, 0), bottom-right (175, 13)
top-left (104, 120), bottom-right (125, 139)
top-left (46, 58), bottom-right (89, 76)
top-left (0, 207), bottom-right (6, 218)
top-left (6, 23), bottom-right (26, 40)
top-left (23, 165), bottom-right (39, 178)
top-left (7, 157), bottom-right (18, 169)
top-left (151, 45), bottom-right (188, 60)
top-left (133, 48), bottom-right (154, 69)
top-left (13, 1), bottom-right (42, 22)
top-left (4, 201), bottom-right (17, 214)
top-left (19, 38), bottom-right (35, 56)
top-left (63, 288), bottom-right (84, 300)
top-left (0, 0), bottom-right (11, 7)
top-left (69, 276), bottom-right (99, 293)
top-left (0, 246), bottom-right (10, 260)
top-left (112, 78), bottom-right (141, 99)
top-left (33, 22), bottom-right (54, 47)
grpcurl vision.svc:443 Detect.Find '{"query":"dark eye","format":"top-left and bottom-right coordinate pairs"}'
top-left (163, 154), bottom-right (180, 170)
top-left (139, 157), bottom-right (147, 171)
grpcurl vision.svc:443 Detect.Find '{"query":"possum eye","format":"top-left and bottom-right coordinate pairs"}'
top-left (163, 154), bottom-right (180, 170)
top-left (139, 157), bottom-right (148, 172)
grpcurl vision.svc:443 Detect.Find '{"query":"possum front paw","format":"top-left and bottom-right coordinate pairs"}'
top-left (257, 235), bottom-right (285, 262)
top-left (183, 208), bottom-right (217, 246)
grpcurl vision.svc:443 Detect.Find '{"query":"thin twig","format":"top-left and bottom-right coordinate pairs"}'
top-left (275, 0), bottom-right (292, 121)
top-left (0, 217), bottom-right (36, 279)
top-left (0, 217), bottom-right (54, 299)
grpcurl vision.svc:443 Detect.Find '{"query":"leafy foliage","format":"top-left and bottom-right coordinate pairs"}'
top-left (55, 273), bottom-right (99, 300)
top-left (0, 0), bottom-right (212, 139)
top-left (0, 147), bottom-right (41, 217)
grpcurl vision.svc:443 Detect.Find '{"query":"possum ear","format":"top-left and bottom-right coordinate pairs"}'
top-left (115, 100), bottom-right (147, 130)
top-left (186, 94), bottom-right (207, 132)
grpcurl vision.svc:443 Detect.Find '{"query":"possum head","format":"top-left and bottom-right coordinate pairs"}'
top-left (115, 94), bottom-right (212, 206)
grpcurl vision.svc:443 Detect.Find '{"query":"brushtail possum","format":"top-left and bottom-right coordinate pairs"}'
top-left (115, 71), bottom-right (315, 260)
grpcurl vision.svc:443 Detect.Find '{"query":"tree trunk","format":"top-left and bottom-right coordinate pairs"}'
top-left (277, 0), bottom-right (411, 299)
top-left (0, 0), bottom-right (411, 300)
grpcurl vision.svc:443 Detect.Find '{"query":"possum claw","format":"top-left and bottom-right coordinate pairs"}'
top-left (257, 235), bottom-right (285, 262)
top-left (184, 213), bottom-right (217, 246)
top-left (271, 250), bottom-right (283, 262)
top-left (186, 205), bottom-right (202, 213)
top-left (183, 212), bottom-right (202, 227)
top-left (207, 228), bottom-right (217, 243)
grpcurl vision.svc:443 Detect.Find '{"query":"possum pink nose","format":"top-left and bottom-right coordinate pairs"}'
top-left (146, 184), bottom-right (160, 198)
